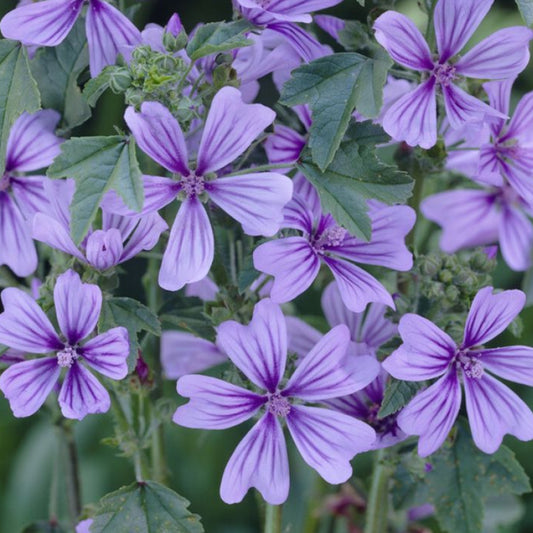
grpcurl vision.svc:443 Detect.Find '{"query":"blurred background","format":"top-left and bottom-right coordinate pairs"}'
top-left (0, 0), bottom-right (533, 532)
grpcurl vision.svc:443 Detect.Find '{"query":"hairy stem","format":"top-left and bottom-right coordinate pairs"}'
top-left (364, 449), bottom-right (390, 533)
top-left (264, 503), bottom-right (282, 533)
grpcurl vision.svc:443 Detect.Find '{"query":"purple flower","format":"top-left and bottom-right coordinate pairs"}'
top-left (32, 179), bottom-right (167, 271)
top-left (104, 87), bottom-right (293, 291)
top-left (287, 282), bottom-right (405, 449)
top-left (0, 0), bottom-right (141, 76)
top-left (0, 270), bottom-right (129, 419)
top-left (383, 287), bottom-right (533, 456)
top-left (373, 0), bottom-right (533, 148)
top-left (421, 186), bottom-right (533, 272)
top-left (0, 110), bottom-right (62, 277)
top-left (174, 299), bottom-right (376, 504)
top-left (253, 181), bottom-right (415, 312)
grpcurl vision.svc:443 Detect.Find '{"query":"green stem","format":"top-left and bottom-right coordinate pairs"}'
top-left (406, 163), bottom-right (425, 250)
top-left (364, 449), bottom-right (390, 533)
top-left (264, 503), bottom-right (282, 533)
top-left (226, 163), bottom-right (290, 176)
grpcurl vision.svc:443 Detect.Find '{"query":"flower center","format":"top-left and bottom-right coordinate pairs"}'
top-left (0, 174), bottom-right (11, 192)
top-left (433, 63), bottom-right (457, 86)
top-left (312, 225), bottom-right (347, 251)
top-left (455, 351), bottom-right (484, 379)
top-left (267, 392), bottom-right (291, 417)
top-left (57, 345), bottom-right (79, 368)
top-left (181, 173), bottom-right (205, 198)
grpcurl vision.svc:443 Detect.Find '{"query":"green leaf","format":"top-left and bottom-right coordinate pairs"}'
top-left (426, 419), bottom-right (531, 533)
top-left (298, 124), bottom-right (413, 240)
top-left (30, 19), bottom-right (90, 130)
top-left (83, 66), bottom-right (114, 107)
top-left (89, 481), bottom-right (204, 533)
top-left (186, 20), bottom-right (253, 60)
top-left (516, 0), bottom-right (533, 26)
top-left (0, 40), bottom-right (41, 173)
top-left (47, 136), bottom-right (144, 244)
top-left (280, 52), bottom-right (391, 170)
top-left (99, 297), bottom-right (161, 372)
top-left (377, 379), bottom-right (422, 419)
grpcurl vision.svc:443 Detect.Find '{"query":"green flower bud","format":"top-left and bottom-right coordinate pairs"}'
top-left (109, 68), bottom-right (132, 93)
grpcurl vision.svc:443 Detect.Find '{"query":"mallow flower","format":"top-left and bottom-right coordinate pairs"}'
top-left (383, 287), bottom-right (533, 456)
top-left (0, 0), bottom-right (141, 76)
top-left (104, 86), bottom-right (293, 291)
top-left (0, 110), bottom-right (62, 277)
top-left (0, 270), bottom-right (129, 419)
top-left (174, 299), bottom-right (376, 504)
top-left (373, 0), bottom-right (533, 148)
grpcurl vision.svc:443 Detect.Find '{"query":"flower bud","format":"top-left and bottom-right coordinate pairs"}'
top-left (109, 67), bottom-right (132, 93)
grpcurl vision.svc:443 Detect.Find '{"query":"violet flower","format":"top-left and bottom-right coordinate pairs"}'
top-left (0, 270), bottom-right (129, 419)
top-left (373, 0), bottom-right (533, 148)
top-left (287, 282), bottom-right (406, 449)
top-left (253, 183), bottom-right (415, 312)
top-left (0, 110), bottom-right (62, 277)
top-left (174, 299), bottom-right (376, 504)
top-left (0, 0), bottom-right (141, 76)
top-left (104, 86), bottom-right (293, 291)
top-left (32, 179), bottom-right (167, 271)
top-left (383, 287), bottom-right (533, 456)
top-left (421, 185), bottom-right (533, 272)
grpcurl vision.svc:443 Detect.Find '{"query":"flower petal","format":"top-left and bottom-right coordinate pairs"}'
top-left (124, 103), bottom-right (189, 175)
top-left (197, 87), bottom-right (275, 174)
top-left (464, 373), bottom-right (533, 454)
top-left (455, 27), bottom-right (533, 80)
top-left (499, 204), bottom-right (533, 272)
top-left (217, 299), bottom-right (287, 392)
top-left (85, 229), bottom-right (124, 270)
top-left (506, 92), bottom-right (533, 143)
top-left (477, 346), bottom-right (533, 386)
top-left (421, 189), bottom-right (501, 253)
top-left (323, 256), bottom-right (394, 313)
top-left (0, 357), bottom-right (60, 417)
top-left (287, 405), bottom-right (376, 483)
top-left (382, 79), bottom-right (437, 149)
top-left (282, 193), bottom-right (315, 233)
top-left (373, 11), bottom-right (433, 70)
top-left (253, 237), bottom-right (320, 303)
top-left (120, 212), bottom-right (168, 263)
top-left (397, 371), bottom-right (462, 457)
top-left (209, 172), bottom-right (293, 236)
top-left (32, 213), bottom-right (85, 261)
top-left (443, 83), bottom-right (505, 130)
top-left (264, 125), bottom-right (306, 168)
top-left (321, 281), bottom-right (363, 339)
top-left (10, 176), bottom-right (51, 217)
top-left (79, 327), bottom-right (129, 380)
top-left (314, 14), bottom-right (345, 41)
top-left (220, 412), bottom-right (289, 505)
top-left (284, 324), bottom-right (375, 400)
top-left (502, 150), bottom-right (533, 209)
top-left (58, 363), bottom-right (111, 419)
top-left (159, 198), bottom-right (214, 291)
top-left (0, 288), bottom-right (61, 353)
top-left (0, 192), bottom-right (38, 277)
top-left (285, 316), bottom-right (322, 359)
top-left (483, 79), bottom-right (513, 138)
top-left (85, 0), bottom-right (141, 77)
top-left (5, 110), bottom-right (62, 172)
top-left (0, 0), bottom-right (82, 47)
top-left (161, 331), bottom-right (227, 378)
top-left (54, 270), bottom-right (102, 345)
top-left (268, 22), bottom-right (330, 63)
top-left (174, 375), bottom-right (265, 429)
top-left (382, 314), bottom-right (455, 381)
top-left (463, 286), bottom-right (525, 347)
top-left (434, 0), bottom-right (492, 62)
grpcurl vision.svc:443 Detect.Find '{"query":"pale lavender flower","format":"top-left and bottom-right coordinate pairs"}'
top-left (383, 287), bottom-right (533, 456)
top-left (0, 270), bottom-right (129, 419)
top-left (32, 179), bottom-right (167, 271)
top-left (174, 298), bottom-right (376, 504)
top-left (253, 182), bottom-right (415, 312)
top-left (0, 110), bottom-right (62, 277)
top-left (104, 87), bottom-right (293, 291)
top-left (421, 185), bottom-right (533, 272)
top-left (287, 282), bottom-right (405, 449)
top-left (0, 0), bottom-right (141, 76)
top-left (373, 0), bottom-right (533, 148)
top-left (314, 14), bottom-right (345, 41)
top-left (234, 0), bottom-right (334, 62)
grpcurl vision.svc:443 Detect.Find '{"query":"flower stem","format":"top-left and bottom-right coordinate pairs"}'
top-left (364, 449), bottom-right (390, 533)
top-left (264, 503), bottom-right (282, 533)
